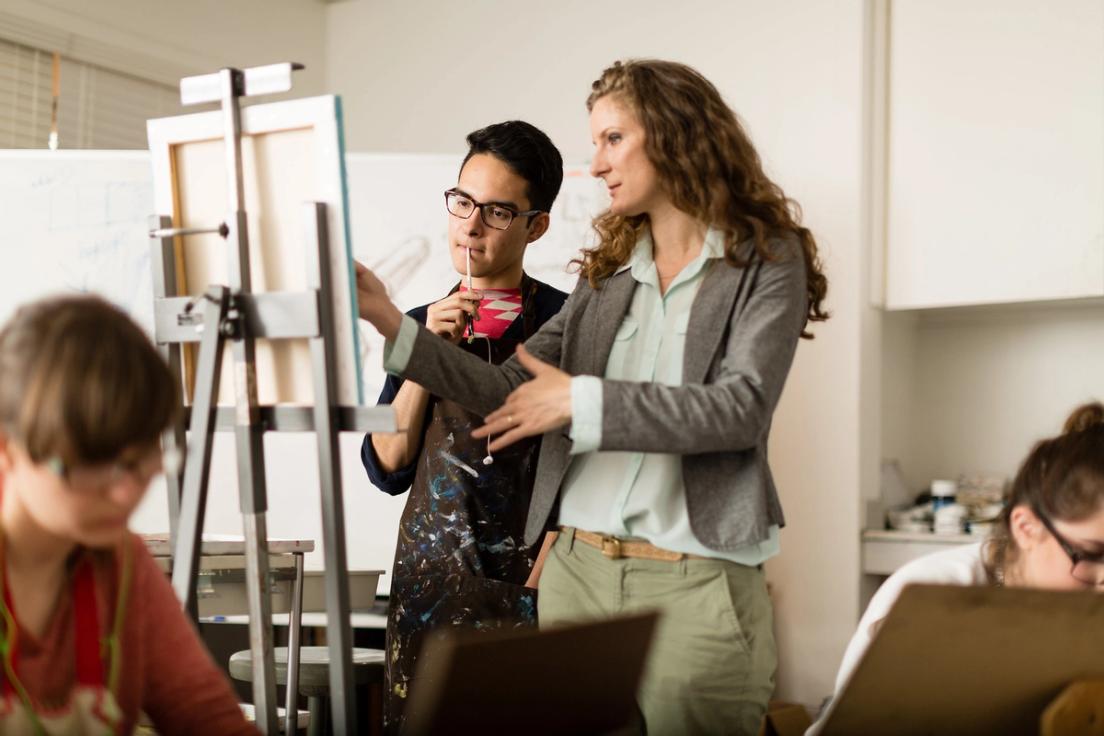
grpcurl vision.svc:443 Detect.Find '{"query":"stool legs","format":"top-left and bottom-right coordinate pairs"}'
top-left (307, 695), bottom-right (330, 736)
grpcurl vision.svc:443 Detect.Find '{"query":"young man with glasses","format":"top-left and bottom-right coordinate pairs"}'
top-left (360, 120), bottom-right (566, 734)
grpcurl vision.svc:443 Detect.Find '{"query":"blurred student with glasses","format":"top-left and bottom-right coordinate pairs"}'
top-left (809, 401), bottom-right (1104, 733)
top-left (0, 295), bottom-right (256, 735)
top-left (358, 121), bottom-right (568, 734)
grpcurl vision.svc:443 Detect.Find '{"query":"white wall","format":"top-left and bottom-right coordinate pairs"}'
top-left (881, 312), bottom-right (921, 502)
top-left (327, 0), bottom-right (868, 709)
top-left (883, 304), bottom-right (1104, 497)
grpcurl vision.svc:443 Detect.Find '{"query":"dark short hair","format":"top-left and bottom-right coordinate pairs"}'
top-left (0, 294), bottom-right (178, 465)
top-left (462, 121), bottom-right (564, 213)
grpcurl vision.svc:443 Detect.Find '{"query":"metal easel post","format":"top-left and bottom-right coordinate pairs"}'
top-left (150, 215), bottom-right (187, 545)
top-left (170, 287), bottom-right (230, 619)
top-left (304, 202), bottom-right (357, 734)
top-left (215, 67), bottom-right (280, 735)
top-left (286, 552), bottom-right (305, 736)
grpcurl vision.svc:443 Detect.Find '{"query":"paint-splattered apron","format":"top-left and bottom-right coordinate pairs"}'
top-left (0, 553), bottom-right (126, 735)
top-left (384, 278), bottom-right (547, 734)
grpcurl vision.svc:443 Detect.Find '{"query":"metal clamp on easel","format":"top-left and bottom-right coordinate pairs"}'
top-left (147, 62), bottom-right (395, 736)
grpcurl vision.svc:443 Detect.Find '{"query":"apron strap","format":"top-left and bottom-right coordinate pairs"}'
top-left (0, 554), bottom-right (105, 695)
top-left (0, 496), bottom-right (124, 731)
top-left (71, 558), bottom-right (103, 688)
top-left (0, 575), bottom-right (18, 697)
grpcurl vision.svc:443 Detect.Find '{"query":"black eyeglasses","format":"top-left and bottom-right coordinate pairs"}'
top-left (1035, 508), bottom-right (1104, 586)
top-left (444, 189), bottom-right (541, 231)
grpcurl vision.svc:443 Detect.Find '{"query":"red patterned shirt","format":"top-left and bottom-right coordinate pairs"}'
top-left (461, 287), bottom-right (522, 340)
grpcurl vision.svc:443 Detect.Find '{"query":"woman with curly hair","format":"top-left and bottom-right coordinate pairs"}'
top-left (356, 59), bottom-right (829, 734)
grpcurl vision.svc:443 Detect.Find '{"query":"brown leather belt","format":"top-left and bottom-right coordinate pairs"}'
top-left (567, 528), bottom-right (710, 562)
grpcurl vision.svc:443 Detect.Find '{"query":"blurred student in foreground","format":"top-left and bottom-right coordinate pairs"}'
top-left (0, 295), bottom-right (256, 735)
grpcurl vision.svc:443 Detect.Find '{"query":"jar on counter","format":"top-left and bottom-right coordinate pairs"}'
top-left (931, 479), bottom-right (964, 534)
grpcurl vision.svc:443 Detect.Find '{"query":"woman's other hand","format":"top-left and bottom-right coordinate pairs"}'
top-left (473, 345), bottom-right (572, 451)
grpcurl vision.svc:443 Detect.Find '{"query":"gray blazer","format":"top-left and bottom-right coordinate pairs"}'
top-left (397, 235), bottom-right (809, 551)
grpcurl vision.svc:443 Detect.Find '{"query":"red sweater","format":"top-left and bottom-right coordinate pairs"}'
top-left (11, 533), bottom-right (257, 735)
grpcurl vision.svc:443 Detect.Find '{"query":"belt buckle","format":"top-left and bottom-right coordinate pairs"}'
top-left (601, 536), bottom-right (623, 559)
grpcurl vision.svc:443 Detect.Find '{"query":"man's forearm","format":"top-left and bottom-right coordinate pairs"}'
top-left (371, 379), bottom-right (432, 472)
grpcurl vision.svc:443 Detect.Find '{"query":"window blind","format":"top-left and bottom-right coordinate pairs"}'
top-left (1, 36), bottom-right (182, 150)
top-left (0, 38), bottom-right (51, 148)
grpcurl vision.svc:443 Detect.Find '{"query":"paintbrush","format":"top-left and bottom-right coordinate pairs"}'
top-left (465, 246), bottom-right (475, 343)
top-left (466, 246), bottom-right (494, 466)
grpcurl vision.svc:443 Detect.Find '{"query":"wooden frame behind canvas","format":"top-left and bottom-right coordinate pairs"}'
top-left (147, 95), bottom-right (362, 406)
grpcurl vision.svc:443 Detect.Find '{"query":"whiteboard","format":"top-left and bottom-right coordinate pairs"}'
top-left (0, 149), bottom-right (607, 590)
top-left (0, 150), bottom-right (157, 329)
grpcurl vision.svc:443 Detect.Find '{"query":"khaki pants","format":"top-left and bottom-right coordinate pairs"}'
top-left (539, 529), bottom-right (776, 736)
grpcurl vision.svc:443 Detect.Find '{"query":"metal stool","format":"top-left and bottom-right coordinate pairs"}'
top-left (230, 646), bottom-right (384, 735)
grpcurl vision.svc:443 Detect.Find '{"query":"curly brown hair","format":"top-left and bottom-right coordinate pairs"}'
top-left (576, 59), bottom-right (829, 338)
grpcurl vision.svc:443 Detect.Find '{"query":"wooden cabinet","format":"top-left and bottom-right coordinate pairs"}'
top-left (884, 0), bottom-right (1104, 309)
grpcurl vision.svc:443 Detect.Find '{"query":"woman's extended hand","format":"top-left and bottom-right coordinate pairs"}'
top-left (354, 261), bottom-right (404, 340)
top-left (473, 345), bottom-right (573, 452)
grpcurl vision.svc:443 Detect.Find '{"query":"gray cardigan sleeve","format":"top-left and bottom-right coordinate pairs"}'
top-left (395, 279), bottom-right (579, 417)
top-left (599, 245), bottom-right (808, 455)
